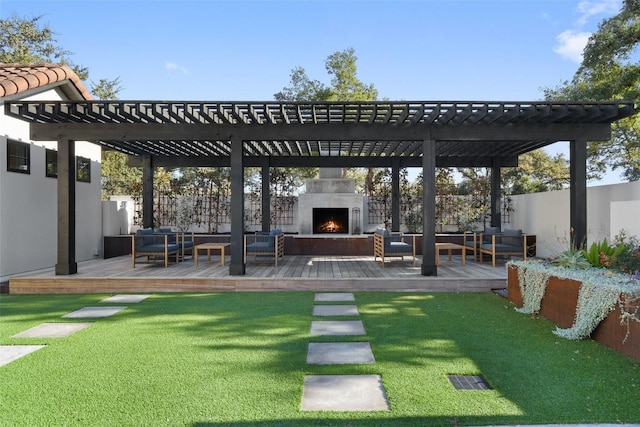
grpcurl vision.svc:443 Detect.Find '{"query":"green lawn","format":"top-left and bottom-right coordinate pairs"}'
top-left (0, 292), bottom-right (638, 426)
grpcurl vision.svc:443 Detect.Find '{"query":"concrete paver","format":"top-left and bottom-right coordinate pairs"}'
top-left (307, 342), bottom-right (375, 364)
top-left (312, 305), bottom-right (359, 316)
top-left (314, 293), bottom-right (355, 302)
top-left (301, 375), bottom-right (390, 411)
top-left (310, 320), bottom-right (366, 336)
top-left (62, 306), bottom-right (126, 318)
top-left (0, 345), bottom-right (46, 367)
top-left (101, 294), bottom-right (151, 303)
top-left (13, 323), bottom-right (92, 338)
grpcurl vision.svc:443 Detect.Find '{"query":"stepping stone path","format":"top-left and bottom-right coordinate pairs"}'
top-left (302, 292), bottom-right (390, 411)
top-left (0, 294), bottom-right (150, 367)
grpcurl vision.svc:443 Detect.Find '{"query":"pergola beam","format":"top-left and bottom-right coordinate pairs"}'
top-left (29, 122), bottom-right (611, 145)
top-left (126, 154), bottom-right (520, 168)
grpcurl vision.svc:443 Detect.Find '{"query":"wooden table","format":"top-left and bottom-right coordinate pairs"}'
top-left (194, 243), bottom-right (231, 266)
top-left (435, 242), bottom-right (466, 266)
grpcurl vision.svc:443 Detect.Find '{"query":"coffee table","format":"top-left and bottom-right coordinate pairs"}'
top-left (194, 243), bottom-right (231, 266)
top-left (435, 242), bottom-right (466, 266)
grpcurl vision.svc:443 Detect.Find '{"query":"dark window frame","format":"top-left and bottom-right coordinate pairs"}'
top-left (7, 139), bottom-right (30, 174)
top-left (76, 156), bottom-right (91, 183)
top-left (46, 148), bottom-right (58, 178)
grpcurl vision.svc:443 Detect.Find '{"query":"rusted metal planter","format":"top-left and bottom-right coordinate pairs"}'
top-left (507, 265), bottom-right (640, 359)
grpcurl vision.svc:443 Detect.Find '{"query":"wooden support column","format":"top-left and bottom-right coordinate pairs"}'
top-left (142, 155), bottom-right (154, 229)
top-left (261, 160), bottom-right (271, 232)
top-left (490, 158), bottom-right (502, 230)
top-left (55, 138), bottom-right (77, 275)
top-left (570, 139), bottom-right (588, 249)
top-left (421, 134), bottom-right (437, 276)
top-left (391, 157), bottom-right (400, 232)
top-left (230, 139), bottom-right (246, 275)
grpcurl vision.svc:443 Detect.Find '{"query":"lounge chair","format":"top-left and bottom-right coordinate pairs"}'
top-left (244, 229), bottom-right (285, 266)
top-left (373, 228), bottom-right (416, 267)
top-left (131, 228), bottom-right (181, 268)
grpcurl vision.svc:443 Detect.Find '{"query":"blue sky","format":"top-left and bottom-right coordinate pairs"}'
top-left (1, 0), bottom-right (626, 183)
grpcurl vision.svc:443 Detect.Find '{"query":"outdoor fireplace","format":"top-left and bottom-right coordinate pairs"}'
top-left (313, 208), bottom-right (348, 234)
top-left (298, 168), bottom-right (363, 235)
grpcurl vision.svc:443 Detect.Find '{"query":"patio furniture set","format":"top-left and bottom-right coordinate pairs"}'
top-left (132, 228), bottom-right (229, 268)
top-left (132, 227), bottom-right (528, 269)
top-left (131, 228), bottom-right (284, 268)
top-left (374, 227), bottom-right (529, 268)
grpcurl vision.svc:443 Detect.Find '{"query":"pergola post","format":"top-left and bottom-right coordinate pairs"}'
top-left (55, 138), bottom-right (77, 275)
top-left (421, 134), bottom-right (437, 276)
top-left (261, 159), bottom-right (271, 232)
top-left (490, 158), bottom-right (501, 230)
top-left (230, 139), bottom-right (246, 275)
top-left (570, 138), bottom-right (588, 249)
top-left (142, 155), bottom-right (154, 229)
top-left (391, 157), bottom-right (400, 232)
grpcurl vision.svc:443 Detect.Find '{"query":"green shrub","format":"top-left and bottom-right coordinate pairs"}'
top-left (581, 238), bottom-right (626, 268)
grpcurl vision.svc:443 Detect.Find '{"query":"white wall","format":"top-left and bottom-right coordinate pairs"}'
top-left (0, 88), bottom-right (102, 281)
top-left (510, 181), bottom-right (640, 258)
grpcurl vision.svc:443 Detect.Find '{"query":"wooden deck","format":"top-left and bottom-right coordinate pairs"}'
top-left (8, 254), bottom-right (509, 294)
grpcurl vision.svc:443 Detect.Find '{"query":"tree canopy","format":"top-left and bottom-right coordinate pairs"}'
top-left (544, 0), bottom-right (640, 181)
top-left (274, 47), bottom-right (378, 102)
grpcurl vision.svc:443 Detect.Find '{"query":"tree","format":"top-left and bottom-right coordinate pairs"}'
top-left (324, 48), bottom-right (378, 101)
top-left (274, 67), bottom-right (330, 102)
top-left (543, 0), bottom-right (640, 181)
top-left (0, 14), bottom-right (88, 78)
top-left (275, 47), bottom-right (377, 102)
top-left (503, 150), bottom-right (570, 195)
top-left (100, 150), bottom-right (142, 199)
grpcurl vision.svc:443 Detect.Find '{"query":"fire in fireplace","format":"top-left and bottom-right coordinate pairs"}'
top-left (313, 208), bottom-right (348, 234)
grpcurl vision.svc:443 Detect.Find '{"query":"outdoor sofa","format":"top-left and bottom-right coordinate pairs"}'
top-left (373, 228), bottom-right (416, 267)
top-left (244, 229), bottom-right (285, 266)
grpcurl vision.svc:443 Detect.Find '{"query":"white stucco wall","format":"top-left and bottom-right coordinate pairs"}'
top-left (0, 88), bottom-right (102, 281)
top-left (510, 180), bottom-right (640, 258)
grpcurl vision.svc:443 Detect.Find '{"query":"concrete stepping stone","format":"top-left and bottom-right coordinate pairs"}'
top-left (0, 345), bottom-right (46, 367)
top-left (310, 320), bottom-right (366, 336)
top-left (101, 294), bottom-right (150, 303)
top-left (314, 293), bottom-right (355, 302)
top-left (307, 342), bottom-right (375, 365)
top-left (301, 375), bottom-right (390, 411)
top-left (313, 305), bottom-right (359, 317)
top-left (13, 323), bottom-right (92, 338)
top-left (62, 306), bottom-right (126, 318)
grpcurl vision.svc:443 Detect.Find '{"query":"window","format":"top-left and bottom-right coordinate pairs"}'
top-left (7, 140), bottom-right (30, 173)
top-left (76, 156), bottom-right (91, 183)
top-left (46, 149), bottom-right (57, 178)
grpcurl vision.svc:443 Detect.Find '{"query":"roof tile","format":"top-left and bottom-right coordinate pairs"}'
top-left (0, 63), bottom-right (92, 100)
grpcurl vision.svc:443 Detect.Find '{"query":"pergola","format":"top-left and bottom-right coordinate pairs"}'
top-left (6, 100), bottom-right (637, 276)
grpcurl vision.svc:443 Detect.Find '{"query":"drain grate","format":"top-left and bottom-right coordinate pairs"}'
top-left (447, 375), bottom-right (492, 390)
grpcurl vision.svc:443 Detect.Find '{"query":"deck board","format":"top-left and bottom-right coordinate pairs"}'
top-left (8, 254), bottom-right (510, 294)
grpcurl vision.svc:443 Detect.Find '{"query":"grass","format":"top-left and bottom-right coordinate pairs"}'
top-left (0, 291), bottom-right (639, 426)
